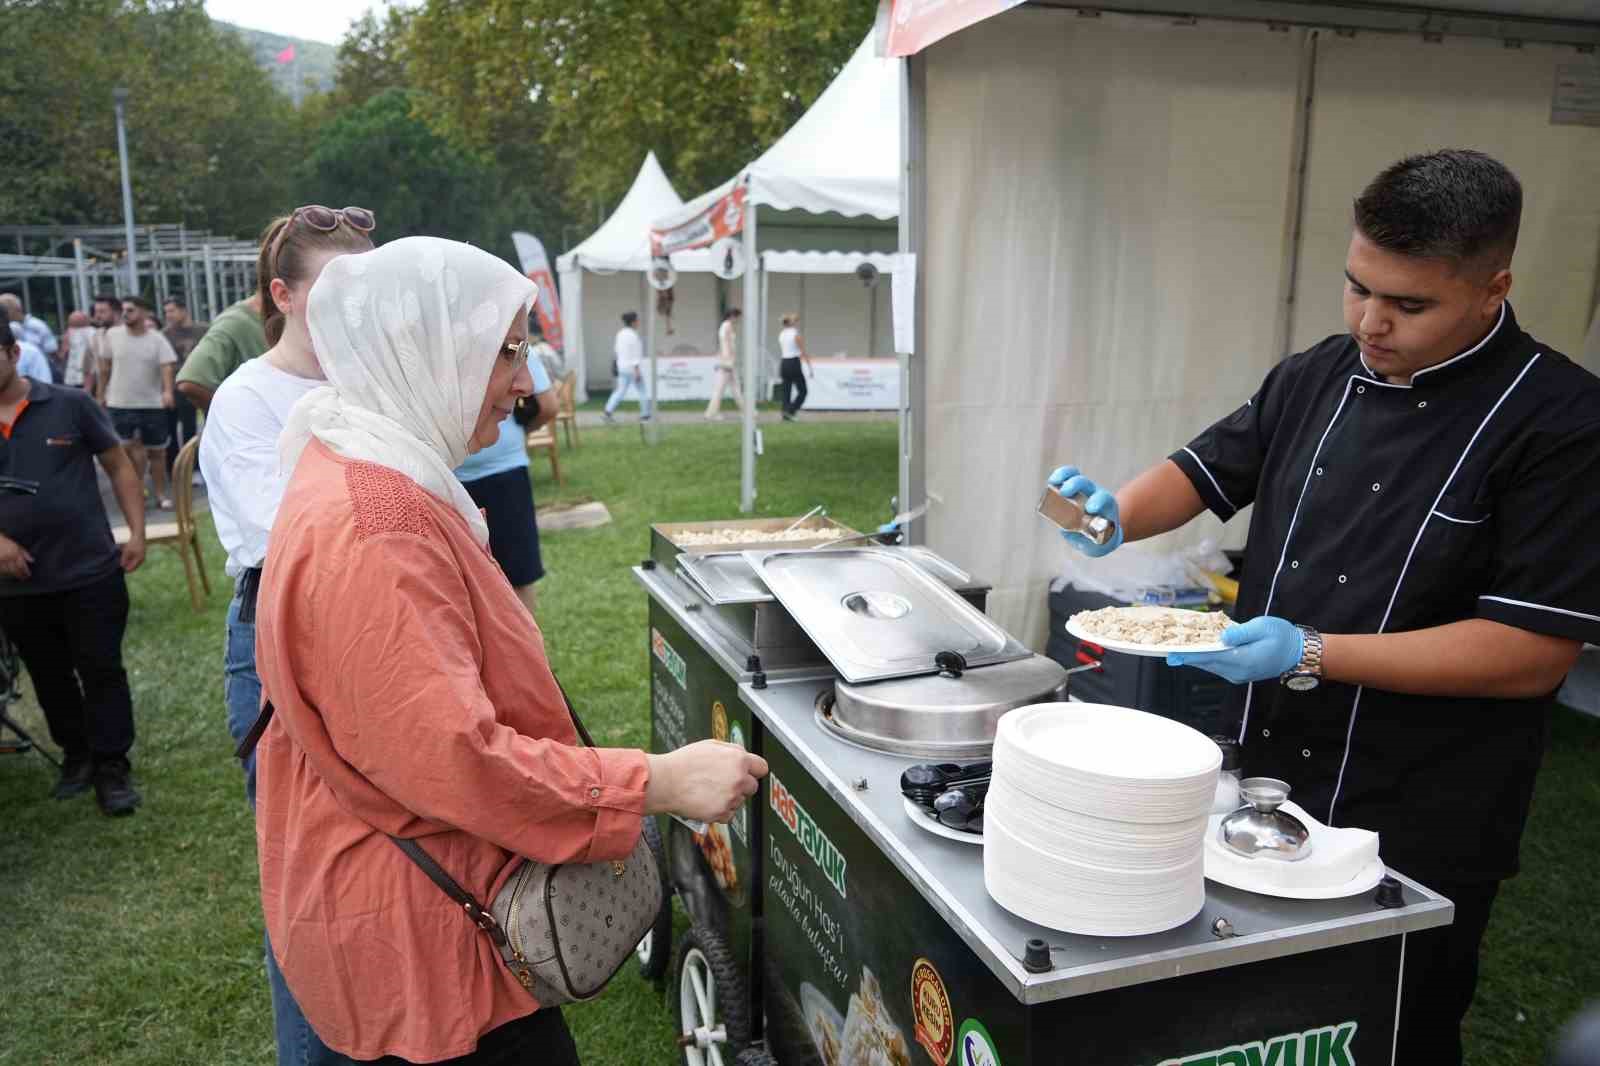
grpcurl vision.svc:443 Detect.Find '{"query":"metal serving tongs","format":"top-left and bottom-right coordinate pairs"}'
top-left (808, 498), bottom-right (936, 550)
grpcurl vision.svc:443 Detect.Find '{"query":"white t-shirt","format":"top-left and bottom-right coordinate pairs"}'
top-left (103, 325), bottom-right (177, 408)
top-left (779, 326), bottom-right (802, 361)
top-left (717, 319), bottom-right (737, 367)
top-left (199, 357), bottom-right (325, 577)
top-left (64, 327), bottom-right (95, 386)
top-left (614, 326), bottom-right (643, 372)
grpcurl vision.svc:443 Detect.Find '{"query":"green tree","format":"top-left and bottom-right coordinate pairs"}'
top-left (403, 0), bottom-right (873, 219)
top-left (0, 0), bottom-right (304, 240)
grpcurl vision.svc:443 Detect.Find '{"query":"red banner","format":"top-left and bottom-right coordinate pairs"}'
top-left (883, 0), bottom-right (1024, 57)
top-left (510, 232), bottom-right (564, 352)
top-left (650, 184), bottom-right (748, 257)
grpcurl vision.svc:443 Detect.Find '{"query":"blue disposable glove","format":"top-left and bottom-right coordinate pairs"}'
top-left (1167, 616), bottom-right (1303, 684)
top-left (1045, 466), bottom-right (1124, 558)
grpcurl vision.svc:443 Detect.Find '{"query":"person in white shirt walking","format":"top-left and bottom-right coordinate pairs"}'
top-left (705, 307), bottom-right (745, 421)
top-left (97, 296), bottom-right (177, 509)
top-left (62, 311), bottom-right (97, 390)
top-left (778, 313), bottom-right (813, 421)
top-left (602, 311), bottom-right (651, 423)
top-left (1, 293), bottom-right (57, 369)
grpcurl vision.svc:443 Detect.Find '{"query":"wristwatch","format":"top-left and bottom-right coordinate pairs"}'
top-left (1281, 625), bottom-right (1324, 692)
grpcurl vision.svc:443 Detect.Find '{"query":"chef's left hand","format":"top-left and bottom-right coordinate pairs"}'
top-left (1167, 616), bottom-right (1303, 684)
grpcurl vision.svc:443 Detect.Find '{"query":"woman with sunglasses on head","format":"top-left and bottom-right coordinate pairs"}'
top-left (197, 204), bottom-right (375, 1066)
top-left (251, 236), bottom-right (766, 1064)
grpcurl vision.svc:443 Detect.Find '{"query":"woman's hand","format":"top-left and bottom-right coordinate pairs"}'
top-left (644, 740), bottom-right (769, 824)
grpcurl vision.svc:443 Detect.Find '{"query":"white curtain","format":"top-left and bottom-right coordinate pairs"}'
top-left (920, 9), bottom-right (1304, 650)
top-left (1292, 34), bottom-right (1600, 361)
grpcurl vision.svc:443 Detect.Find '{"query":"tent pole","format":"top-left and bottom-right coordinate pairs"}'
top-left (898, 53), bottom-right (928, 541)
top-left (739, 207), bottom-right (759, 513)
top-left (203, 244), bottom-right (218, 319)
top-left (644, 270), bottom-right (659, 446)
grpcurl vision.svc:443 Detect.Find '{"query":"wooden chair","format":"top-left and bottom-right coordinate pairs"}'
top-left (554, 371), bottom-right (579, 451)
top-left (526, 424), bottom-right (564, 487)
top-left (116, 434), bottom-right (211, 612)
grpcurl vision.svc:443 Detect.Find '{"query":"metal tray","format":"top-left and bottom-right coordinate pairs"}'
top-left (676, 552), bottom-right (774, 605)
top-left (743, 547), bottom-right (1030, 684)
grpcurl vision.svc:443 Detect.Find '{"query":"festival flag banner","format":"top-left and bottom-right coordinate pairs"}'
top-left (884, 0), bottom-right (1025, 57)
top-left (650, 183), bottom-right (748, 258)
top-left (275, 44), bottom-right (297, 65)
top-left (511, 232), bottom-right (565, 351)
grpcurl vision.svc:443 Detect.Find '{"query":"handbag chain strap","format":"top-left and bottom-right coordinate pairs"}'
top-left (238, 675), bottom-right (601, 950)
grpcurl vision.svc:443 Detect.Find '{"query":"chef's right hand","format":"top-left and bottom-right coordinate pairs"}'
top-left (1046, 466), bottom-right (1123, 558)
top-left (645, 740), bottom-right (769, 825)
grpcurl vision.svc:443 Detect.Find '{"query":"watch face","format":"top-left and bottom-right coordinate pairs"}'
top-left (1285, 674), bottom-right (1319, 692)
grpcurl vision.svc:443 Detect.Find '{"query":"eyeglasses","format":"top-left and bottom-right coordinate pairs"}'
top-left (501, 337), bottom-right (535, 367)
top-left (293, 205), bottom-right (376, 233)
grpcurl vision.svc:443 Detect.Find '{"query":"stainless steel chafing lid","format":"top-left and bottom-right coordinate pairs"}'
top-left (824, 653), bottom-right (1069, 757)
top-left (743, 547), bottom-right (1029, 683)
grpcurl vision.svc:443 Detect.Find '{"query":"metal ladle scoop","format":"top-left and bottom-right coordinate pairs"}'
top-left (1219, 777), bottom-right (1313, 862)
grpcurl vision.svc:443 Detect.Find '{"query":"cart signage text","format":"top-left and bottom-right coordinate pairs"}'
top-left (769, 772), bottom-right (848, 899)
top-left (650, 627), bottom-right (687, 690)
top-left (1157, 1021), bottom-right (1358, 1066)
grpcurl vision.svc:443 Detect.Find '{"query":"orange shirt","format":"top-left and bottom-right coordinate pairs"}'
top-left (254, 439), bottom-right (649, 1062)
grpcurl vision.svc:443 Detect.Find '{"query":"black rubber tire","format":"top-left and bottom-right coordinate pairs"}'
top-left (735, 1049), bottom-right (777, 1066)
top-left (637, 815), bottom-right (674, 981)
top-left (675, 925), bottom-right (751, 1059)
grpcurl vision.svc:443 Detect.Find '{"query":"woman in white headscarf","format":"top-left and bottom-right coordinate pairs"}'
top-left (252, 237), bottom-right (765, 1064)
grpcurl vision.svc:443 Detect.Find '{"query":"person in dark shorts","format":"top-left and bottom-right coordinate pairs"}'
top-left (98, 295), bottom-right (178, 509)
top-left (454, 331), bottom-right (559, 615)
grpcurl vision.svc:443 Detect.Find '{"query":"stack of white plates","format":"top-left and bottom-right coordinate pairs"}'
top-left (984, 703), bottom-right (1222, 937)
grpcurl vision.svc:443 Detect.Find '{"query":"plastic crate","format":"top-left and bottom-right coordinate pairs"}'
top-left (1045, 584), bottom-right (1234, 737)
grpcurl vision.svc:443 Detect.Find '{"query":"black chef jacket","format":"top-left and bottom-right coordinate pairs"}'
top-left (1171, 304), bottom-right (1600, 883)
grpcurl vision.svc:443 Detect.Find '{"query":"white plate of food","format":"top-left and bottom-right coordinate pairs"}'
top-left (800, 982), bottom-right (844, 1066)
top-left (1066, 605), bottom-right (1232, 657)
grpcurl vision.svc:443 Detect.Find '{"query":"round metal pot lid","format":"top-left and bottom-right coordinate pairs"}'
top-left (821, 653), bottom-right (1069, 758)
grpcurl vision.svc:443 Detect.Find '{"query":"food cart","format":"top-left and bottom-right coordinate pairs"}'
top-left (634, 518), bottom-right (1450, 1066)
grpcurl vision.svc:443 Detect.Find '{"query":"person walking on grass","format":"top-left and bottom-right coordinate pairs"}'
top-left (778, 312), bottom-right (813, 421)
top-left (97, 295), bottom-right (177, 510)
top-left (198, 205), bottom-right (376, 1066)
top-left (602, 310), bottom-right (650, 423)
top-left (0, 318), bottom-right (145, 815)
top-left (62, 310), bottom-right (97, 390)
top-left (705, 307), bottom-right (745, 421)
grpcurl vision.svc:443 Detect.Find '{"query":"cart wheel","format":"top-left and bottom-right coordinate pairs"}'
top-left (675, 926), bottom-right (750, 1065)
top-left (735, 1049), bottom-right (777, 1066)
top-left (637, 816), bottom-right (674, 980)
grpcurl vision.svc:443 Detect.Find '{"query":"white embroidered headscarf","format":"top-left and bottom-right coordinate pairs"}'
top-left (281, 236), bottom-right (536, 547)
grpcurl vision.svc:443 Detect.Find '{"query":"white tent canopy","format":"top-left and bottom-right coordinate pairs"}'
top-left (653, 32), bottom-right (904, 510)
top-left (556, 152), bottom-right (716, 399)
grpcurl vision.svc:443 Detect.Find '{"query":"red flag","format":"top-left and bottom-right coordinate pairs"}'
top-left (275, 44), bottom-right (296, 65)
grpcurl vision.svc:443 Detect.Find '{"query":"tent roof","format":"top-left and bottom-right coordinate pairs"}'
top-left (654, 34), bottom-right (900, 234)
top-left (558, 151), bottom-right (685, 273)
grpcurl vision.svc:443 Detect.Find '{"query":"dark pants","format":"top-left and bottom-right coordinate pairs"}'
top-left (780, 358), bottom-right (807, 415)
top-left (0, 570), bottom-right (134, 761)
top-left (328, 1008), bottom-right (579, 1065)
top-left (167, 391), bottom-right (198, 472)
top-left (1396, 878), bottom-right (1501, 1066)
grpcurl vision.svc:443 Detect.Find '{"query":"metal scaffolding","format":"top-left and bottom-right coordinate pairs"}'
top-left (0, 223), bottom-right (260, 326)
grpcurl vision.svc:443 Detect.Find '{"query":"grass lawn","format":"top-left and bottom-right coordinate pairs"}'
top-left (1, 417), bottom-right (1596, 1064)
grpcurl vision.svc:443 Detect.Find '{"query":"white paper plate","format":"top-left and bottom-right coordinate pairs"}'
top-left (799, 983), bottom-right (844, 1061)
top-left (1065, 612), bottom-right (1227, 657)
top-left (998, 703), bottom-right (1223, 784)
top-left (902, 796), bottom-right (983, 845)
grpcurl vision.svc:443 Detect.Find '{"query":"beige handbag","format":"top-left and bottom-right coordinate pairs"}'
top-left (242, 682), bottom-right (664, 1006)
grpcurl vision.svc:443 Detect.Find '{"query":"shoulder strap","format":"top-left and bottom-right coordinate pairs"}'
top-left (240, 676), bottom-right (593, 949)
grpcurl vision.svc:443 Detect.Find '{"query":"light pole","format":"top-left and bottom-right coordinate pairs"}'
top-left (112, 87), bottom-right (138, 296)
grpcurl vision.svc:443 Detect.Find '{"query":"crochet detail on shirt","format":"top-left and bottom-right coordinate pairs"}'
top-left (345, 462), bottom-right (431, 540)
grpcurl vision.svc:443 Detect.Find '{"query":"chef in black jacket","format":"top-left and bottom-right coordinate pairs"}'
top-left (1050, 149), bottom-right (1600, 1064)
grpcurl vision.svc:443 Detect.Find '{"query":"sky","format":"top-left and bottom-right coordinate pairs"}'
top-left (204, 0), bottom-right (382, 46)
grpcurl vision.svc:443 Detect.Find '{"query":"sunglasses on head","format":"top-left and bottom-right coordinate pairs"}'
top-left (292, 205), bottom-right (376, 233)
